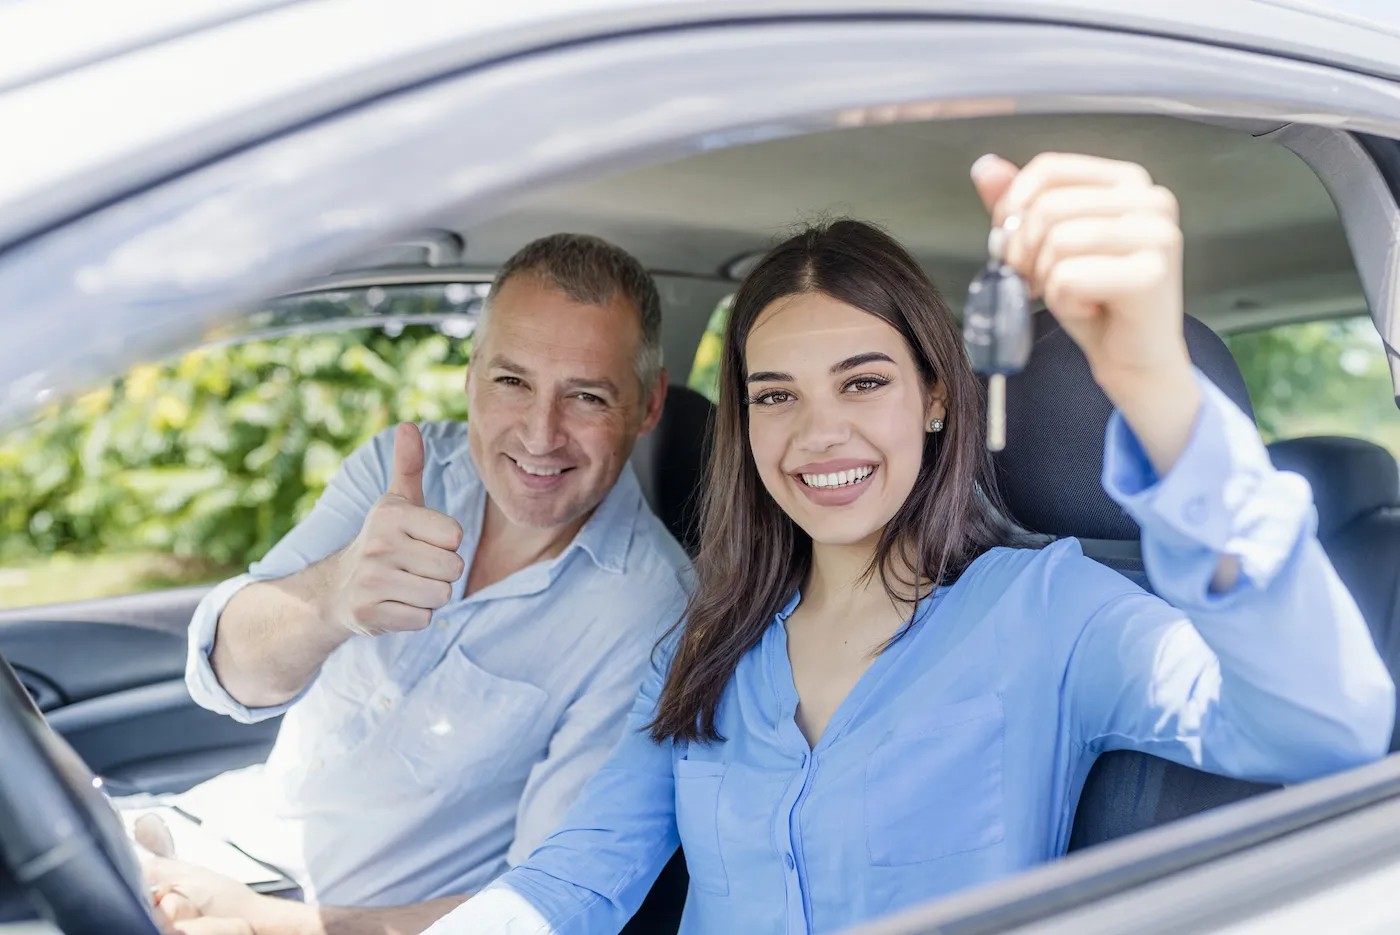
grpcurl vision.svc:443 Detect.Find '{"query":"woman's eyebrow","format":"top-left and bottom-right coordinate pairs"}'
top-left (747, 370), bottom-right (792, 384)
top-left (831, 352), bottom-right (895, 374)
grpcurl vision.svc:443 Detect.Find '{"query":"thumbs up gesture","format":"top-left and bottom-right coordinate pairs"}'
top-left (325, 423), bottom-right (467, 637)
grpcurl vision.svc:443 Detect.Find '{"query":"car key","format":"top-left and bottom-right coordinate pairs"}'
top-left (962, 218), bottom-right (1032, 451)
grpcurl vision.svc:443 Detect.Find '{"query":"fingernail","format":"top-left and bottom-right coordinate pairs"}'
top-left (971, 153), bottom-right (1002, 178)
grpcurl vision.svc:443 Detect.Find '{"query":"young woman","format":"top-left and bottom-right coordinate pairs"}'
top-left (428, 153), bottom-right (1394, 934)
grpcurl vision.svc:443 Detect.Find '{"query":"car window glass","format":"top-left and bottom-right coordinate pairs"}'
top-left (1224, 314), bottom-right (1400, 458)
top-left (688, 295), bottom-right (731, 404)
top-left (0, 286), bottom-right (478, 609)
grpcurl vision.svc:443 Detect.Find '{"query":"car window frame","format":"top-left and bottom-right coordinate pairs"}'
top-left (5, 11), bottom-right (1400, 932)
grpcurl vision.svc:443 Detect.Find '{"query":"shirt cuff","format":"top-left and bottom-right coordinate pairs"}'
top-left (1101, 368), bottom-right (1316, 602)
top-left (185, 574), bottom-right (306, 724)
top-left (421, 881), bottom-right (554, 934)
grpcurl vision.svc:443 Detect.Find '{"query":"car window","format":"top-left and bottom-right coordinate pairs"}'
top-left (1224, 314), bottom-right (1400, 458)
top-left (0, 285), bottom-right (480, 609)
top-left (687, 295), bottom-right (731, 404)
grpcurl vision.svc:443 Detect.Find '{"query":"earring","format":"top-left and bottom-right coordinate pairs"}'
top-left (928, 418), bottom-right (944, 433)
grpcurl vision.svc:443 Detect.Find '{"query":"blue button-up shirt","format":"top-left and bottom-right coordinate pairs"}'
top-left (178, 421), bottom-right (690, 907)
top-left (427, 373), bottom-right (1395, 935)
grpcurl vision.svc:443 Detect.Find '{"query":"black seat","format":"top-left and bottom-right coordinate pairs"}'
top-left (1267, 435), bottom-right (1400, 750)
top-left (630, 384), bottom-right (715, 556)
top-left (995, 310), bottom-right (1280, 852)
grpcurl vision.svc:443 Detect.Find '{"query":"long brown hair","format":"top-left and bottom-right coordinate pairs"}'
top-left (649, 220), bottom-right (1024, 744)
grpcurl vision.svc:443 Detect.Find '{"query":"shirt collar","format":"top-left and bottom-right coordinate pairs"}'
top-left (442, 435), bottom-right (641, 577)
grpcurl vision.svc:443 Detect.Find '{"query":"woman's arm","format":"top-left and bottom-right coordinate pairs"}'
top-left (969, 152), bottom-right (1394, 778)
top-left (421, 652), bottom-right (680, 935)
top-left (1055, 374), bottom-right (1393, 781)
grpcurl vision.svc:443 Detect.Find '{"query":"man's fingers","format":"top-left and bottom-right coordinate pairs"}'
top-left (133, 814), bottom-right (175, 859)
top-left (158, 892), bottom-right (201, 923)
top-left (387, 422), bottom-right (426, 507)
top-left (996, 152), bottom-right (1153, 227)
top-left (174, 919), bottom-right (256, 935)
top-left (402, 506), bottom-right (465, 552)
top-left (350, 600), bottom-right (433, 635)
top-left (373, 569), bottom-right (453, 611)
top-left (393, 538), bottom-right (467, 583)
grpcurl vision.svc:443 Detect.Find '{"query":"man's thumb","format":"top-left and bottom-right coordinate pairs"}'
top-left (388, 422), bottom-right (426, 506)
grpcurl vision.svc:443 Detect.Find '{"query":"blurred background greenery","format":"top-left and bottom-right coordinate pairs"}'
top-left (0, 293), bottom-right (1396, 609)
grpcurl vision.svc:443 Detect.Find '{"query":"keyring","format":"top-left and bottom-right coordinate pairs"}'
top-left (986, 212), bottom-right (1022, 263)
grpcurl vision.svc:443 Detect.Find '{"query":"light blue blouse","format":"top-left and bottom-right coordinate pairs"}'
top-left (426, 373), bottom-right (1395, 935)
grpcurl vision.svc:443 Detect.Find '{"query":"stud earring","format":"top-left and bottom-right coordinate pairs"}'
top-left (928, 418), bottom-right (945, 433)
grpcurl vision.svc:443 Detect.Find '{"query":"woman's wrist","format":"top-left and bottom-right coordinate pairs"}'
top-left (1093, 354), bottom-right (1202, 479)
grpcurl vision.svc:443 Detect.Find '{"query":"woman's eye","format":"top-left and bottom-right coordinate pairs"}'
top-left (845, 376), bottom-right (889, 394)
top-left (751, 390), bottom-right (793, 406)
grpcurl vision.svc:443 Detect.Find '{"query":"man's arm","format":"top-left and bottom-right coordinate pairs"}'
top-left (147, 841), bottom-right (467, 935)
top-left (191, 423), bottom-right (466, 712)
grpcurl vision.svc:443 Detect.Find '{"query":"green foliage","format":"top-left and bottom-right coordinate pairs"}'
top-left (1225, 316), bottom-right (1400, 455)
top-left (687, 296), bottom-right (730, 404)
top-left (0, 326), bottom-right (471, 570)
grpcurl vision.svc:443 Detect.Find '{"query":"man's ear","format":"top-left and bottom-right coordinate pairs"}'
top-left (638, 369), bottom-right (668, 437)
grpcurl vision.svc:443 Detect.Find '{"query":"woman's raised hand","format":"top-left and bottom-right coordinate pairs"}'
top-left (970, 152), bottom-right (1201, 476)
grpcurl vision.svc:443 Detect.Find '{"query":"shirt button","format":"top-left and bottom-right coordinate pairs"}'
top-left (784, 853), bottom-right (795, 871)
top-left (378, 697), bottom-right (394, 711)
top-left (435, 617), bottom-right (448, 630)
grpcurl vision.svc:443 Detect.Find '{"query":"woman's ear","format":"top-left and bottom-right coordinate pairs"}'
top-left (924, 379), bottom-right (949, 433)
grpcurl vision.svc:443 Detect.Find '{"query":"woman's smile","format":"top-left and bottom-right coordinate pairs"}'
top-left (791, 459), bottom-right (880, 506)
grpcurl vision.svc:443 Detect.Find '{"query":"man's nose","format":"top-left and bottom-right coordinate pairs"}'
top-left (519, 396), bottom-right (566, 455)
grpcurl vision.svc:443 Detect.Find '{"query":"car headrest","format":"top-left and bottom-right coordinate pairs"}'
top-left (630, 383), bottom-right (714, 556)
top-left (1267, 436), bottom-right (1399, 540)
top-left (994, 310), bottom-right (1253, 542)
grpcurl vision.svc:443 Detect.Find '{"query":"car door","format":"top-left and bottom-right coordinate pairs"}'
top-left (8, 3), bottom-right (1400, 934)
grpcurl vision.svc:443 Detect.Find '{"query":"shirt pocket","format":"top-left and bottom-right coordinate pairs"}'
top-left (864, 693), bottom-right (1006, 866)
top-left (384, 644), bottom-right (550, 794)
top-left (674, 757), bottom-right (729, 896)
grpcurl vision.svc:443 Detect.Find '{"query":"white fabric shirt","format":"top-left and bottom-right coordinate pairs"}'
top-left (177, 421), bottom-right (691, 907)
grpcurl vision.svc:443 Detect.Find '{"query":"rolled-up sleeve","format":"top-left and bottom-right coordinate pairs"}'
top-left (1063, 370), bottom-right (1395, 783)
top-left (184, 428), bottom-right (394, 723)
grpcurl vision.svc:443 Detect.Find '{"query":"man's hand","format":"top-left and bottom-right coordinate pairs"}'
top-left (323, 422), bottom-right (467, 637)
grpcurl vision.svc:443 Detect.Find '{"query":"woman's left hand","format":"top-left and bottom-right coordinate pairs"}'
top-left (971, 152), bottom-right (1201, 476)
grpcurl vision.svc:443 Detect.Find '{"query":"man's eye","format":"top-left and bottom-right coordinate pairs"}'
top-left (576, 393), bottom-right (606, 406)
top-left (495, 376), bottom-right (523, 387)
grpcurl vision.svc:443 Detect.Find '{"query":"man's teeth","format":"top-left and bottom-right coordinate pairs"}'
top-left (800, 466), bottom-right (875, 489)
top-left (515, 460), bottom-right (564, 476)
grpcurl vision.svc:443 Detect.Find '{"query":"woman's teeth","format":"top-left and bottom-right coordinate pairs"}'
top-left (800, 466), bottom-right (875, 489)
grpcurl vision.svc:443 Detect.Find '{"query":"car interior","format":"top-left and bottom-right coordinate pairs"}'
top-left (3, 110), bottom-right (1400, 932)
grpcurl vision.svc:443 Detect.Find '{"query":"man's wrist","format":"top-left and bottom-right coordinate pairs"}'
top-left (251, 894), bottom-right (325, 935)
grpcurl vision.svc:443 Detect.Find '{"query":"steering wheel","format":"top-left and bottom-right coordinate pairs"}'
top-left (0, 653), bottom-right (161, 934)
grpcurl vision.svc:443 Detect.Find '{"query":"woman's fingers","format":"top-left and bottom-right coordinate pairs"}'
top-left (970, 153), bottom-right (1019, 214)
top-left (996, 152), bottom-right (1153, 227)
top-left (1004, 184), bottom-right (1178, 279)
top-left (1028, 213), bottom-right (1182, 298)
top-left (1041, 252), bottom-right (1177, 323)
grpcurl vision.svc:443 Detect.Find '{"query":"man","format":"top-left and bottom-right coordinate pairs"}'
top-left (143, 233), bottom-right (690, 932)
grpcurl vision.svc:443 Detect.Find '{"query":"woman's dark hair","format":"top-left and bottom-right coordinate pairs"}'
top-left (649, 219), bottom-right (1025, 745)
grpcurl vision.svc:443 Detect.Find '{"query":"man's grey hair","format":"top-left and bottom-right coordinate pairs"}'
top-left (481, 233), bottom-right (664, 390)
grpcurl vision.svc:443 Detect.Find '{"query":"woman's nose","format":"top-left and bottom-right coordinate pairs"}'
top-left (792, 397), bottom-right (852, 452)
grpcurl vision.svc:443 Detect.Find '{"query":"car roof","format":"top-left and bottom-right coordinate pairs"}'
top-left (5, 0), bottom-right (1400, 252)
